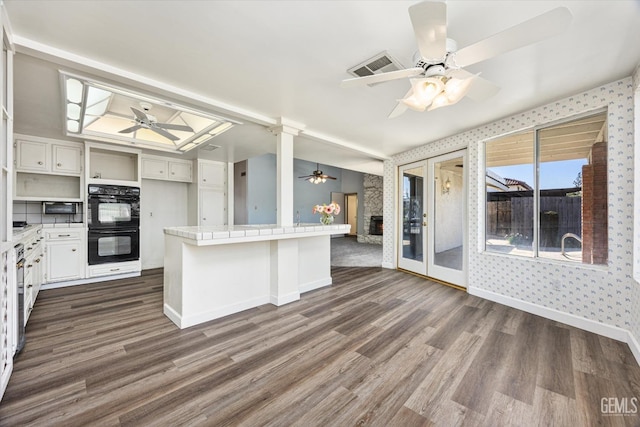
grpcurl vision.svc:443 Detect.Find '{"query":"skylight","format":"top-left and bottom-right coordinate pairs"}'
top-left (61, 71), bottom-right (239, 153)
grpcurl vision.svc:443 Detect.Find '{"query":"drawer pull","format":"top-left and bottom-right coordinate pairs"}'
top-left (57, 234), bottom-right (71, 237)
top-left (110, 268), bottom-right (120, 272)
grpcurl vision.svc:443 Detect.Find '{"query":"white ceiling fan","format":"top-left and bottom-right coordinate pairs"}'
top-left (341, 1), bottom-right (572, 118)
top-left (119, 102), bottom-right (194, 141)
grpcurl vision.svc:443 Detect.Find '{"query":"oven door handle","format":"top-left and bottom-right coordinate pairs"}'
top-left (90, 229), bottom-right (138, 234)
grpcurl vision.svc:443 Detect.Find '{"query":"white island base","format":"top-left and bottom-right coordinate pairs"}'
top-left (163, 224), bottom-right (350, 328)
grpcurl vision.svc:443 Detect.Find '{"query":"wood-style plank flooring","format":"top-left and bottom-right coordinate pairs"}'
top-left (1, 267), bottom-right (639, 426)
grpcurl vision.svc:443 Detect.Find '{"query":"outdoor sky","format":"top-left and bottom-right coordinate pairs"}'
top-left (489, 158), bottom-right (587, 190)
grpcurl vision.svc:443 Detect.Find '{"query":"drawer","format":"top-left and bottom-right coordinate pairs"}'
top-left (88, 261), bottom-right (140, 278)
top-left (45, 229), bottom-right (84, 241)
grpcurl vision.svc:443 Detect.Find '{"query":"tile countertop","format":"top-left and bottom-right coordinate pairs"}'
top-left (12, 224), bottom-right (43, 242)
top-left (164, 223), bottom-right (351, 244)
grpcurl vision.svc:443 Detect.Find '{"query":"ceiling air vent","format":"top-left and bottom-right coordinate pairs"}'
top-left (347, 51), bottom-right (404, 85)
top-left (200, 144), bottom-right (220, 152)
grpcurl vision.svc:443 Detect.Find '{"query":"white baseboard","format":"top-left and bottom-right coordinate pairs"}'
top-left (382, 262), bottom-right (395, 269)
top-left (299, 277), bottom-right (331, 294)
top-left (627, 330), bottom-right (640, 365)
top-left (165, 295), bottom-right (270, 329)
top-left (469, 286), bottom-right (640, 365)
top-left (41, 271), bottom-right (141, 290)
top-left (270, 291), bottom-right (300, 306)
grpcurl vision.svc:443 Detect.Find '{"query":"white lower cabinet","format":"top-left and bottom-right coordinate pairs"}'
top-left (88, 260), bottom-right (140, 278)
top-left (45, 229), bottom-right (85, 283)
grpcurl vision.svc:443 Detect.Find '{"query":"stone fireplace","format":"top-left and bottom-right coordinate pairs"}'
top-left (359, 174), bottom-right (383, 244)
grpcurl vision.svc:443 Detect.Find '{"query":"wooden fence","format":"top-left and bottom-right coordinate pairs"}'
top-left (487, 196), bottom-right (582, 247)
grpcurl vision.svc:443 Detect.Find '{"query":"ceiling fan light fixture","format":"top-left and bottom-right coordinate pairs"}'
top-left (444, 73), bottom-right (477, 103)
top-left (428, 91), bottom-right (453, 111)
top-left (400, 94), bottom-right (427, 112)
top-left (411, 77), bottom-right (444, 105)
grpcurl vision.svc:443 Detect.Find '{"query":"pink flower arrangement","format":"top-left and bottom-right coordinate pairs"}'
top-left (313, 201), bottom-right (341, 224)
top-left (313, 201), bottom-right (341, 215)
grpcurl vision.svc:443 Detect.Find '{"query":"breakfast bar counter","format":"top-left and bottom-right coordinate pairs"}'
top-left (163, 224), bottom-right (350, 328)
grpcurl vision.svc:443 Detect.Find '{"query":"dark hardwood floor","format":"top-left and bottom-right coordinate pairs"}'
top-left (1, 267), bottom-right (639, 426)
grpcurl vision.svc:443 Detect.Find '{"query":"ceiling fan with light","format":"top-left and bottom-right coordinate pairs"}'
top-left (119, 102), bottom-right (194, 141)
top-left (299, 163), bottom-right (337, 184)
top-left (341, 1), bottom-right (572, 118)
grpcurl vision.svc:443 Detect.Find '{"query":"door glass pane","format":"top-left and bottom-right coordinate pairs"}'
top-left (402, 167), bottom-right (424, 262)
top-left (485, 131), bottom-right (535, 257)
top-left (433, 157), bottom-right (464, 270)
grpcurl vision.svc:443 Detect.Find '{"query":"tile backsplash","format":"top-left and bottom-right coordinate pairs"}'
top-left (13, 201), bottom-right (83, 225)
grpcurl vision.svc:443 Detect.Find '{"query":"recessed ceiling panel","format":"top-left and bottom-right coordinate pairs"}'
top-left (61, 71), bottom-right (239, 154)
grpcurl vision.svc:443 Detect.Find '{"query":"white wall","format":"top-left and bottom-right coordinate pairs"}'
top-left (632, 65), bottom-right (640, 351)
top-left (383, 77), bottom-right (637, 342)
top-left (140, 179), bottom-right (188, 269)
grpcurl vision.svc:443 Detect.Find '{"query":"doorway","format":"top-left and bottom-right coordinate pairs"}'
top-left (345, 193), bottom-right (358, 236)
top-left (397, 149), bottom-right (467, 288)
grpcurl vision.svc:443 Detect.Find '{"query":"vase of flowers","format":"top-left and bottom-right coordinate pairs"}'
top-left (313, 201), bottom-right (340, 225)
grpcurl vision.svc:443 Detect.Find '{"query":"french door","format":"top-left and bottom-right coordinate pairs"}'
top-left (398, 150), bottom-right (467, 288)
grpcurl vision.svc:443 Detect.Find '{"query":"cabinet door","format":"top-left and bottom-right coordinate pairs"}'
top-left (200, 189), bottom-right (226, 226)
top-left (169, 161), bottom-right (192, 182)
top-left (47, 241), bottom-right (83, 282)
top-left (199, 161), bottom-right (225, 189)
top-left (16, 140), bottom-right (48, 171)
top-left (141, 157), bottom-right (168, 180)
top-left (52, 144), bottom-right (82, 175)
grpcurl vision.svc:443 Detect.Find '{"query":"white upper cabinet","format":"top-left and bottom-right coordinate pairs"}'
top-left (16, 139), bottom-right (48, 172)
top-left (141, 154), bottom-right (192, 183)
top-left (15, 137), bottom-right (82, 176)
top-left (199, 161), bottom-right (225, 189)
top-left (52, 144), bottom-right (82, 175)
top-left (168, 160), bottom-right (192, 182)
top-left (141, 156), bottom-right (168, 180)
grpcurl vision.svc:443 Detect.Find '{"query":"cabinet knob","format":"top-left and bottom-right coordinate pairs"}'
top-left (57, 162), bottom-right (62, 167)
top-left (203, 179), bottom-right (207, 182)
top-left (203, 218), bottom-right (206, 221)
top-left (27, 264), bottom-right (33, 268)
top-left (72, 248), bottom-right (77, 252)
top-left (35, 259), bottom-right (40, 263)
top-left (160, 171), bottom-right (163, 173)
top-left (171, 172), bottom-right (175, 175)
top-left (38, 161), bottom-right (43, 165)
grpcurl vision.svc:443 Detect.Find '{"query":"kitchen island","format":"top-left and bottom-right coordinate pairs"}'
top-left (163, 223), bottom-right (350, 328)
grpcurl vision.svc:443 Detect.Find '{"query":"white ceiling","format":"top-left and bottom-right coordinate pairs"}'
top-left (5, 1), bottom-right (640, 175)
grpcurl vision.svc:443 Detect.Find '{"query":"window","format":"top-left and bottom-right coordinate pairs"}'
top-left (485, 111), bottom-right (608, 265)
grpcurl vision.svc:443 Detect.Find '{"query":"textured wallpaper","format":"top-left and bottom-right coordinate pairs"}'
top-left (383, 77), bottom-right (637, 335)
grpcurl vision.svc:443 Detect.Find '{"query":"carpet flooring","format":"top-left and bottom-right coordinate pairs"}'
top-left (331, 236), bottom-right (382, 267)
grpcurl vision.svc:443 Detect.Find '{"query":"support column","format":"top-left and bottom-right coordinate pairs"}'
top-left (268, 118), bottom-right (305, 227)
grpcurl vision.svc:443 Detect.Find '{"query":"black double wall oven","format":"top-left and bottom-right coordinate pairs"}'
top-left (87, 184), bottom-right (140, 265)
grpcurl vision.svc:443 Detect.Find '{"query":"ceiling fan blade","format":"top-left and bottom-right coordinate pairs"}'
top-left (341, 67), bottom-right (423, 88)
top-left (388, 87), bottom-right (414, 119)
top-left (150, 126), bottom-right (179, 141)
top-left (455, 7), bottom-right (572, 68)
top-left (409, 1), bottom-right (447, 62)
top-left (154, 122), bottom-right (195, 132)
top-left (323, 176), bottom-right (337, 180)
top-left (448, 69), bottom-right (500, 101)
top-left (118, 125), bottom-right (142, 134)
top-left (130, 107), bottom-right (149, 122)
